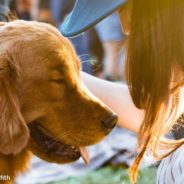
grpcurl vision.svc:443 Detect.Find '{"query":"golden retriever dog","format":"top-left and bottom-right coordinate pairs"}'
top-left (0, 20), bottom-right (117, 184)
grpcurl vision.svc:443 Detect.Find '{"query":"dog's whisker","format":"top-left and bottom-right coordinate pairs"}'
top-left (93, 63), bottom-right (103, 72)
top-left (81, 59), bottom-right (97, 65)
top-left (78, 54), bottom-right (90, 59)
top-left (48, 130), bottom-right (83, 149)
top-left (80, 60), bottom-right (90, 64)
top-left (78, 54), bottom-right (98, 65)
top-left (46, 131), bottom-right (73, 148)
top-left (50, 131), bottom-right (72, 142)
top-left (31, 131), bottom-right (72, 152)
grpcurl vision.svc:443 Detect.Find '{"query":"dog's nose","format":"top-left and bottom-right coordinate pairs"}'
top-left (102, 114), bottom-right (118, 133)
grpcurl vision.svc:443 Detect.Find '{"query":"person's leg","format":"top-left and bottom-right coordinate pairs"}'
top-left (95, 13), bottom-right (125, 81)
top-left (102, 40), bottom-right (124, 80)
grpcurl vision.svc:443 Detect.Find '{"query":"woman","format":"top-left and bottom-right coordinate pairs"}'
top-left (61, 0), bottom-right (184, 183)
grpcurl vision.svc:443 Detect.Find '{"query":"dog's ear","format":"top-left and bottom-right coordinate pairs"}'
top-left (0, 52), bottom-right (29, 155)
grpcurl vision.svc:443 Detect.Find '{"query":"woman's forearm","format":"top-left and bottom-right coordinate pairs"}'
top-left (81, 72), bottom-right (144, 132)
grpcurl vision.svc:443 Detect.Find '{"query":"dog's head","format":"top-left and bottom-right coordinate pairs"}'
top-left (0, 20), bottom-right (117, 164)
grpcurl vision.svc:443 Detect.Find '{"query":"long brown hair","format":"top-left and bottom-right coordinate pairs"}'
top-left (125, 0), bottom-right (184, 183)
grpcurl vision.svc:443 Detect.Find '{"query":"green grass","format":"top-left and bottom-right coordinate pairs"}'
top-left (46, 166), bottom-right (157, 184)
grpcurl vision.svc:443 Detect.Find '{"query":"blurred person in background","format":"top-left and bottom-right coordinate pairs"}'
top-left (95, 13), bottom-right (126, 81)
top-left (0, 0), bottom-right (11, 21)
top-left (37, 0), bottom-right (55, 24)
top-left (10, 0), bottom-right (94, 74)
top-left (10, 0), bottom-right (32, 20)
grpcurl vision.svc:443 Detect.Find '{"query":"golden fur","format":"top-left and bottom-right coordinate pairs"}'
top-left (0, 20), bottom-right (116, 183)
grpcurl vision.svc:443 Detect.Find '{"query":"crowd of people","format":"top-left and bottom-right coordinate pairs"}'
top-left (9, 0), bottom-right (126, 81)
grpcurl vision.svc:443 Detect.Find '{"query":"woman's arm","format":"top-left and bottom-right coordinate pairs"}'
top-left (81, 72), bottom-right (144, 132)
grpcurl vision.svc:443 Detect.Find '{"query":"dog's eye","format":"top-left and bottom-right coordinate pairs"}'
top-left (50, 79), bottom-right (65, 84)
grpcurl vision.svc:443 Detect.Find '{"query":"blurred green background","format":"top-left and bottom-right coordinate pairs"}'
top-left (45, 166), bottom-right (157, 184)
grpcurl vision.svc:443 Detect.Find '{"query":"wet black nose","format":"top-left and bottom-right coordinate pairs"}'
top-left (102, 114), bottom-right (118, 133)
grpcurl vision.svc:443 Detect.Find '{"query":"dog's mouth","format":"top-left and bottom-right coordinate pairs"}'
top-left (28, 122), bottom-right (90, 164)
